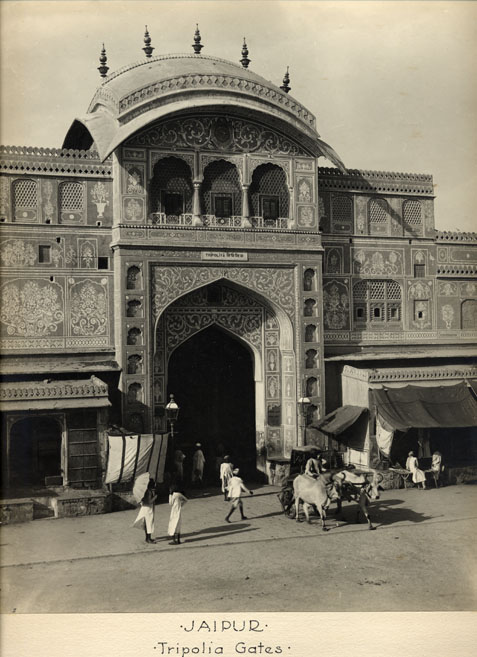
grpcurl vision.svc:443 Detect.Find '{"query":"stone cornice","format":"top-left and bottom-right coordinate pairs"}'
top-left (343, 364), bottom-right (477, 383)
top-left (318, 167), bottom-right (434, 196)
top-left (0, 375), bottom-right (109, 402)
top-left (0, 147), bottom-right (113, 178)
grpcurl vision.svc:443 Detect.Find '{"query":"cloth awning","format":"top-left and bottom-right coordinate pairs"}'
top-left (310, 405), bottom-right (368, 436)
top-left (371, 382), bottom-right (477, 431)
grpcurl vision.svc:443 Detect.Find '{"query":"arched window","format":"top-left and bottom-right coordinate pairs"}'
top-left (331, 195), bottom-right (353, 233)
top-left (462, 299), bottom-right (477, 329)
top-left (13, 179), bottom-right (38, 222)
top-left (127, 382), bottom-right (142, 404)
top-left (403, 200), bottom-right (423, 236)
top-left (127, 354), bottom-right (143, 374)
top-left (201, 160), bottom-right (241, 219)
top-left (150, 156), bottom-right (193, 221)
top-left (305, 349), bottom-right (318, 369)
top-left (126, 266), bottom-right (142, 290)
top-left (303, 268), bottom-right (316, 291)
top-left (126, 299), bottom-right (142, 317)
top-left (305, 325), bottom-right (317, 342)
top-left (304, 299), bottom-right (317, 316)
top-left (368, 198), bottom-right (391, 235)
top-left (127, 327), bottom-right (142, 345)
top-left (353, 280), bottom-right (402, 324)
top-left (250, 163), bottom-right (289, 222)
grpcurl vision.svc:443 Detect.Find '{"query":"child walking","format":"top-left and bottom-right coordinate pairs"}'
top-left (168, 485), bottom-right (188, 544)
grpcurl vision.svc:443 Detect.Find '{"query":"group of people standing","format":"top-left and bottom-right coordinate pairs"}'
top-left (173, 443), bottom-right (206, 486)
top-left (405, 450), bottom-right (444, 489)
top-left (134, 452), bottom-right (253, 545)
top-left (133, 477), bottom-right (187, 545)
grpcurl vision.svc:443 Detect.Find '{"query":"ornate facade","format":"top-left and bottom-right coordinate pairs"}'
top-left (1, 42), bottom-right (476, 495)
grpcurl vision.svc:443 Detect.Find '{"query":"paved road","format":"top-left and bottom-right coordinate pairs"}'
top-left (1, 483), bottom-right (476, 612)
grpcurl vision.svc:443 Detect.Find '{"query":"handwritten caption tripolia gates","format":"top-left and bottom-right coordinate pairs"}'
top-left (153, 619), bottom-right (290, 655)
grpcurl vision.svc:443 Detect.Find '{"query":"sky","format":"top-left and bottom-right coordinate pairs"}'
top-left (1, 0), bottom-right (476, 232)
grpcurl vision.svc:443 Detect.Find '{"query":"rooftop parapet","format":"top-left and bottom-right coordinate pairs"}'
top-left (318, 167), bottom-right (434, 196)
top-left (0, 146), bottom-right (112, 177)
top-left (436, 230), bottom-right (477, 243)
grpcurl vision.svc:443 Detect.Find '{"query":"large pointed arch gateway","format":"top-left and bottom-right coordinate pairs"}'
top-left (152, 276), bottom-right (298, 478)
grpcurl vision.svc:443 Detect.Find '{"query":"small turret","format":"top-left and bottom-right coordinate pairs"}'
top-left (192, 24), bottom-right (203, 54)
top-left (240, 38), bottom-right (250, 69)
top-left (98, 44), bottom-right (109, 78)
top-left (143, 26), bottom-right (155, 58)
top-left (280, 66), bottom-right (291, 93)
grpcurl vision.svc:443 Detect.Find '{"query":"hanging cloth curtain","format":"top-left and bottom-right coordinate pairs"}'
top-left (375, 414), bottom-right (394, 457)
top-left (105, 433), bottom-right (168, 485)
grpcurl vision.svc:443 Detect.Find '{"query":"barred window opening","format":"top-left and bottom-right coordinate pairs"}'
top-left (353, 279), bottom-right (402, 324)
top-left (369, 198), bottom-right (390, 235)
top-left (331, 195), bottom-right (353, 233)
top-left (60, 182), bottom-right (84, 211)
top-left (404, 200), bottom-right (422, 235)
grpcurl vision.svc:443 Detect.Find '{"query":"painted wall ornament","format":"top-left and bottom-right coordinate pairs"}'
top-left (409, 281), bottom-right (432, 300)
top-left (323, 281), bottom-right (350, 330)
top-left (0, 239), bottom-right (36, 266)
top-left (42, 180), bottom-right (54, 223)
top-left (441, 304), bottom-right (455, 329)
top-left (124, 197), bottom-right (145, 222)
top-left (353, 249), bottom-right (401, 275)
top-left (297, 206), bottom-right (314, 227)
top-left (439, 282), bottom-right (457, 296)
top-left (0, 176), bottom-right (10, 220)
top-left (462, 282), bottom-right (477, 298)
top-left (297, 179), bottom-right (312, 202)
top-left (70, 280), bottom-right (108, 336)
top-left (91, 182), bottom-right (110, 219)
top-left (1, 280), bottom-right (64, 336)
top-left (124, 164), bottom-right (145, 195)
top-left (80, 241), bottom-right (96, 268)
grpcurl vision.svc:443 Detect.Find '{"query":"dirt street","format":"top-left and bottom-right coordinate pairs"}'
top-left (1, 483), bottom-right (476, 613)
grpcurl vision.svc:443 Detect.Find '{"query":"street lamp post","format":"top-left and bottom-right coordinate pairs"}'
top-left (165, 394), bottom-right (180, 441)
top-left (297, 396), bottom-right (311, 446)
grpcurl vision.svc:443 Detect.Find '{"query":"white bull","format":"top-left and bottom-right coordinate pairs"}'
top-left (293, 474), bottom-right (342, 531)
top-left (334, 470), bottom-right (383, 530)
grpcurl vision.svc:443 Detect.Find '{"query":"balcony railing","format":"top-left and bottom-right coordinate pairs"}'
top-left (148, 213), bottom-right (290, 229)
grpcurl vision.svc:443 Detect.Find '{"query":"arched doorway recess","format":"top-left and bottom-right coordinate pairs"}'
top-left (168, 324), bottom-right (257, 480)
top-left (9, 416), bottom-right (63, 488)
top-left (153, 278), bottom-right (298, 479)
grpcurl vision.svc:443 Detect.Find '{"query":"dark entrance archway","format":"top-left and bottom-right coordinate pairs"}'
top-left (9, 416), bottom-right (62, 487)
top-left (167, 324), bottom-right (256, 482)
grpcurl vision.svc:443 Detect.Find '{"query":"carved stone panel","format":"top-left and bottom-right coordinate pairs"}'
top-left (152, 265), bottom-right (295, 319)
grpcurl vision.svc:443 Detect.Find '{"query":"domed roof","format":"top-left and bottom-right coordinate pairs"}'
top-left (64, 53), bottom-right (345, 170)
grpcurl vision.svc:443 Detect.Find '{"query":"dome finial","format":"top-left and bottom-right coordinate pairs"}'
top-left (192, 23), bottom-right (203, 54)
top-left (280, 66), bottom-right (291, 93)
top-left (98, 43), bottom-right (109, 78)
top-left (240, 37), bottom-right (250, 69)
top-left (143, 25), bottom-right (154, 58)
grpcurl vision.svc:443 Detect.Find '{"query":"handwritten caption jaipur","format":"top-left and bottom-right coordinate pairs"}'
top-left (153, 619), bottom-right (291, 655)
